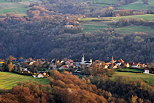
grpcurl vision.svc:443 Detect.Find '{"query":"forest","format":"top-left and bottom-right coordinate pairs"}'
top-left (0, 0), bottom-right (154, 62)
top-left (0, 13), bottom-right (153, 62)
top-left (0, 0), bottom-right (153, 62)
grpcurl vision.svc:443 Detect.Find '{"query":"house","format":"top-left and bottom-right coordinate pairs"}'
top-left (33, 72), bottom-right (49, 78)
top-left (131, 63), bottom-right (141, 69)
top-left (113, 64), bottom-right (119, 69)
top-left (0, 61), bottom-right (4, 67)
top-left (125, 63), bottom-right (130, 68)
top-left (104, 63), bottom-right (111, 69)
top-left (29, 61), bottom-right (36, 65)
top-left (50, 64), bottom-right (57, 69)
top-left (144, 68), bottom-right (150, 74)
top-left (21, 68), bottom-right (31, 73)
top-left (33, 73), bottom-right (44, 78)
top-left (59, 65), bottom-right (68, 70)
top-left (74, 69), bottom-right (81, 73)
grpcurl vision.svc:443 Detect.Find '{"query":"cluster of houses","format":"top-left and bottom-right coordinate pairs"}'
top-left (0, 56), bottom-right (152, 78)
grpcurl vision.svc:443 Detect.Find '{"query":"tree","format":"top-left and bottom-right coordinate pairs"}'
top-left (18, 57), bottom-right (24, 59)
top-left (131, 95), bottom-right (138, 103)
top-left (8, 62), bottom-right (14, 72)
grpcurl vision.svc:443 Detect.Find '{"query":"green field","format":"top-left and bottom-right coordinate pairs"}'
top-left (112, 72), bottom-right (154, 86)
top-left (81, 20), bottom-right (154, 33)
top-left (80, 14), bottom-right (154, 32)
top-left (86, 0), bottom-right (154, 9)
top-left (116, 68), bottom-right (143, 73)
top-left (81, 14), bottom-right (154, 22)
top-left (0, 0), bottom-right (35, 3)
top-left (89, 0), bottom-right (119, 7)
top-left (118, 0), bottom-right (154, 10)
top-left (0, 0), bottom-right (37, 15)
top-left (81, 21), bottom-right (110, 32)
top-left (115, 25), bottom-right (154, 34)
top-left (0, 72), bottom-right (49, 89)
top-left (119, 0), bottom-right (151, 10)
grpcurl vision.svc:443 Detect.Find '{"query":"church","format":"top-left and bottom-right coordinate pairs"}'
top-left (80, 55), bottom-right (93, 65)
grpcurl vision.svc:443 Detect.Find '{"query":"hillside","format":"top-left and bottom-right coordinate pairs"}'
top-left (0, 0), bottom-right (154, 62)
top-left (112, 72), bottom-right (154, 86)
top-left (0, 72), bottom-right (49, 89)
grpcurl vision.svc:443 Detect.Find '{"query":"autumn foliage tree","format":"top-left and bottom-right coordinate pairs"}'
top-left (0, 82), bottom-right (52, 103)
top-left (49, 70), bottom-right (125, 103)
top-left (8, 62), bottom-right (14, 72)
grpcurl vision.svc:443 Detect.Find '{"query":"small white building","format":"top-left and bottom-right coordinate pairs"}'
top-left (33, 73), bottom-right (44, 78)
top-left (144, 69), bottom-right (150, 74)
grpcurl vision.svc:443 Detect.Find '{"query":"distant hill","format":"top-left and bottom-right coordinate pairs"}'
top-left (0, 0), bottom-right (154, 62)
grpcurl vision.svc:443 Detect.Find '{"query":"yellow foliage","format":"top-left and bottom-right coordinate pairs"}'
top-left (8, 62), bottom-right (14, 72)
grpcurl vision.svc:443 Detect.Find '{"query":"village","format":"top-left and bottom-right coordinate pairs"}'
top-left (0, 55), bottom-right (153, 78)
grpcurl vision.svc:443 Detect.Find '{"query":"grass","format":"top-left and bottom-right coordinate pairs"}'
top-left (110, 14), bottom-right (154, 21)
top-left (80, 14), bottom-right (154, 22)
top-left (81, 21), bottom-right (110, 32)
top-left (0, 2), bottom-right (27, 15)
top-left (80, 14), bottom-right (154, 32)
top-left (82, 25), bottom-right (104, 32)
top-left (89, 0), bottom-right (119, 7)
top-left (112, 72), bottom-right (154, 86)
top-left (85, 0), bottom-right (154, 9)
top-left (0, 0), bottom-right (35, 3)
top-left (0, 72), bottom-right (50, 90)
top-left (116, 68), bottom-right (143, 73)
top-left (92, 0), bottom-right (118, 4)
top-left (115, 25), bottom-right (154, 34)
top-left (119, 0), bottom-right (151, 10)
top-left (119, 3), bottom-right (150, 10)
top-left (0, 0), bottom-right (37, 15)
top-left (117, 0), bottom-right (154, 10)
top-left (0, 7), bottom-right (28, 15)
top-left (80, 20), bottom-right (154, 33)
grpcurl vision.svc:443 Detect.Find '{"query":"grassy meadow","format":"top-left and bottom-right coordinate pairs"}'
top-left (80, 14), bottom-right (154, 22)
top-left (0, 0), bottom-right (37, 15)
top-left (115, 25), bottom-right (154, 34)
top-left (112, 72), bottom-right (154, 86)
top-left (119, 0), bottom-right (154, 10)
top-left (80, 14), bottom-right (154, 32)
top-left (87, 0), bottom-right (154, 9)
top-left (0, 72), bottom-right (49, 90)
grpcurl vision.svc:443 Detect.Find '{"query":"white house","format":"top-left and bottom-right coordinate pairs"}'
top-left (144, 69), bottom-right (150, 74)
top-left (33, 73), bottom-right (44, 78)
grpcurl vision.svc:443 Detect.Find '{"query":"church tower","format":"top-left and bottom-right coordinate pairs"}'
top-left (81, 55), bottom-right (85, 64)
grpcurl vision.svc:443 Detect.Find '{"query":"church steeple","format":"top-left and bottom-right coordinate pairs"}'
top-left (111, 56), bottom-right (114, 63)
top-left (81, 55), bottom-right (85, 63)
